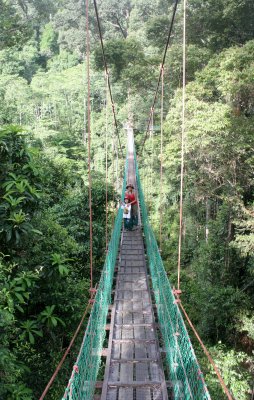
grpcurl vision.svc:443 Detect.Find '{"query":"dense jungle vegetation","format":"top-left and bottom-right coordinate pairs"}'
top-left (0, 0), bottom-right (253, 399)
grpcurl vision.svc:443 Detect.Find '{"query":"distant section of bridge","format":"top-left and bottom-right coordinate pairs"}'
top-left (62, 126), bottom-right (210, 400)
top-left (100, 128), bottom-right (168, 400)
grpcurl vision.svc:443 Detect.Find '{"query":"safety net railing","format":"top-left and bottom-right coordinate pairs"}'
top-left (62, 157), bottom-right (128, 400)
top-left (134, 152), bottom-right (210, 400)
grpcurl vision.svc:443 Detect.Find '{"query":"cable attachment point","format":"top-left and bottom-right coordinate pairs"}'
top-left (89, 287), bottom-right (97, 304)
top-left (73, 365), bottom-right (79, 374)
top-left (160, 64), bottom-right (164, 71)
top-left (173, 287), bottom-right (182, 303)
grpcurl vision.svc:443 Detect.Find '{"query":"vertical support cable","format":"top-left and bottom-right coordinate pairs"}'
top-left (151, 109), bottom-right (154, 200)
top-left (142, 146), bottom-right (145, 199)
top-left (86, 0), bottom-right (93, 292)
top-left (159, 66), bottom-right (164, 251)
top-left (112, 136), bottom-right (115, 227)
top-left (148, 108), bottom-right (154, 202)
top-left (177, 0), bottom-right (186, 294)
top-left (116, 136), bottom-right (119, 194)
top-left (105, 72), bottom-right (109, 251)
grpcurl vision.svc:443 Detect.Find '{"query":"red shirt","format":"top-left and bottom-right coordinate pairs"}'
top-left (126, 192), bottom-right (137, 205)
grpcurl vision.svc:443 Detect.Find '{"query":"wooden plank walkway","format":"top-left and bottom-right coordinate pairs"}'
top-left (100, 131), bottom-right (168, 400)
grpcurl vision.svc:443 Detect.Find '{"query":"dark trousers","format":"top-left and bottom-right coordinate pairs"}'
top-left (131, 204), bottom-right (138, 226)
top-left (124, 218), bottom-right (133, 230)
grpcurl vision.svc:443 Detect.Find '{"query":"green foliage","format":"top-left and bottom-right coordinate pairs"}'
top-left (0, 126), bottom-right (41, 247)
top-left (236, 313), bottom-right (254, 342)
top-left (40, 23), bottom-right (59, 57)
top-left (39, 305), bottom-right (65, 329)
top-left (0, 257), bottom-right (35, 399)
top-left (0, 123), bottom-right (113, 397)
top-left (51, 253), bottom-right (71, 276)
top-left (146, 16), bottom-right (170, 48)
top-left (186, 0), bottom-right (254, 52)
top-left (0, 0), bottom-right (32, 50)
top-left (98, 0), bottom-right (131, 38)
top-left (20, 320), bottom-right (43, 344)
top-left (94, 38), bottom-right (146, 80)
top-left (6, 384), bottom-right (33, 400)
top-left (198, 343), bottom-right (253, 399)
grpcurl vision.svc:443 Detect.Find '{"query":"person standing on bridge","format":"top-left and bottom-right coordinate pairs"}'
top-left (121, 197), bottom-right (132, 230)
top-left (125, 184), bottom-right (138, 228)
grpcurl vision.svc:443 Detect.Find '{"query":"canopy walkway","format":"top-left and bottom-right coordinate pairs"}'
top-left (62, 128), bottom-right (210, 400)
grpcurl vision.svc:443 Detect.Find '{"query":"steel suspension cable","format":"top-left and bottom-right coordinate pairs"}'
top-left (116, 135), bottom-right (119, 194)
top-left (177, 0), bottom-right (186, 294)
top-left (149, 108), bottom-right (154, 201)
top-left (140, 0), bottom-right (179, 154)
top-left (111, 137), bottom-right (115, 227)
top-left (159, 66), bottom-right (164, 250)
top-left (105, 73), bottom-right (109, 250)
top-left (179, 302), bottom-right (233, 400)
top-left (142, 146), bottom-right (145, 198)
top-left (93, 0), bottom-right (124, 158)
top-left (86, 0), bottom-right (94, 293)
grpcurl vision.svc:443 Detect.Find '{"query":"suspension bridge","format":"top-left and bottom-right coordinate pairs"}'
top-left (39, 0), bottom-right (234, 399)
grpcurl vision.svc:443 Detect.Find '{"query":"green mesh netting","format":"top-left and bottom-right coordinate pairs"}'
top-left (62, 158), bottom-right (128, 400)
top-left (134, 151), bottom-right (211, 400)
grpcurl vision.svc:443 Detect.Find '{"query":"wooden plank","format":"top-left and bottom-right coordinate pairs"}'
top-left (112, 339), bottom-right (156, 344)
top-left (108, 381), bottom-right (162, 387)
top-left (111, 358), bottom-right (158, 363)
top-left (106, 365), bottom-right (118, 400)
top-left (117, 272), bottom-right (146, 275)
top-left (116, 287), bottom-right (146, 292)
top-left (114, 323), bottom-right (156, 328)
top-left (134, 307), bottom-right (151, 399)
top-left (115, 310), bottom-right (152, 315)
top-left (118, 326), bottom-right (133, 399)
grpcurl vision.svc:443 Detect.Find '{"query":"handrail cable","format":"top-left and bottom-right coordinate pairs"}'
top-left (179, 302), bottom-right (233, 400)
top-left (93, 0), bottom-right (124, 158)
top-left (86, 0), bottom-right (94, 293)
top-left (140, 0), bottom-right (179, 154)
